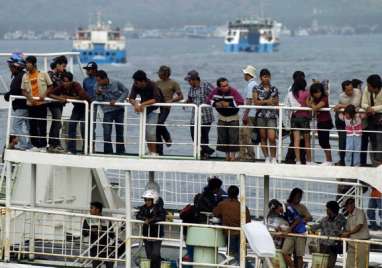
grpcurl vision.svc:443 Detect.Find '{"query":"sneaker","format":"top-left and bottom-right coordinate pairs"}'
top-left (54, 145), bottom-right (65, 153)
top-left (28, 147), bottom-right (41, 152)
top-left (271, 158), bottom-right (277, 164)
top-left (149, 152), bottom-right (159, 157)
top-left (295, 161), bottom-right (302, 165)
top-left (265, 157), bottom-right (270, 163)
top-left (320, 161), bottom-right (333, 166)
top-left (39, 148), bottom-right (47, 153)
top-left (306, 161), bottom-right (317, 165)
top-left (369, 224), bottom-right (381, 231)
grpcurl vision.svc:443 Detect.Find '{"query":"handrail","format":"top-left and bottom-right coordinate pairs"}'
top-left (0, 52), bottom-right (80, 57)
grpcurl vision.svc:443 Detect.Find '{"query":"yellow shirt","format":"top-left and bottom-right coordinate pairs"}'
top-left (21, 70), bottom-right (53, 106)
top-left (361, 87), bottom-right (382, 113)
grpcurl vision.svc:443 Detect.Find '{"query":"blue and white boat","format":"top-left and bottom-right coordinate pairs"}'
top-left (224, 18), bottom-right (281, 53)
top-left (72, 14), bottom-right (126, 64)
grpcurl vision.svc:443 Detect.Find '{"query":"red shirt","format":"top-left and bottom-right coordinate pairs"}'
top-left (315, 96), bottom-right (331, 123)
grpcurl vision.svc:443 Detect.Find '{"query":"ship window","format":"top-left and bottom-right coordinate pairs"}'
top-left (112, 52), bottom-right (116, 56)
top-left (95, 52), bottom-right (98, 56)
top-left (83, 52), bottom-right (87, 55)
top-left (88, 52), bottom-right (92, 55)
top-left (106, 52), bottom-right (110, 56)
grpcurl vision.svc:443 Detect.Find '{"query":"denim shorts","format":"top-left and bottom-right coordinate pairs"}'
top-left (146, 112), bottom-right (159, 142)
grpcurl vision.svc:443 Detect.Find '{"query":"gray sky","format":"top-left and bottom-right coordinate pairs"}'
top-left (0, 0), bottom-right (381, 32)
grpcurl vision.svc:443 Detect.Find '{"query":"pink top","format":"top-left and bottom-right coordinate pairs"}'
top-left (293, 90), bottom-right (310, 118)
top-left (339, 113), bottom-right (365, 136)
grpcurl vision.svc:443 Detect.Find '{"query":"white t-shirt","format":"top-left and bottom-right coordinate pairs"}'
top-left (245, 78), bottom-right (258, 117)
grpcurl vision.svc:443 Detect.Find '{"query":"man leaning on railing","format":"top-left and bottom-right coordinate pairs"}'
top-left (341, 197), bottom-right (370, 268)
top-left (46, 71), bottom-right (90, 154)
top-left (95, 70), bottom-right (129, 155)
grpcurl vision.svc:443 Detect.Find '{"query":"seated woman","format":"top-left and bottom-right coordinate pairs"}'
top-left (311, 201), bottom-right (346, 268)
top-left (307, 82), bottom-right (334, 165)
top-left (267, 199), bottom-right (289, 249)
top-left (253, 69), bottom-right (279, 163)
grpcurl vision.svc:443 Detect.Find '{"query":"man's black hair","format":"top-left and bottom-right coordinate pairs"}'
top-left (90, 201), bottom-right (103, 212)
top-left (351, 79), bottom-right (363, 89)
top-left (287, 187), bottom-right (303, 203)
top-left (216, 77), bottom-right (228, 87)
top-left (326, 200), bottom-right (340, 215)
top-left (54, 55), bottom-right (68, 65)
top-left (95, 70), bottom-right (108, 80)
top-left (207, 177), bottom-right (222, 190)
top-left (260, 68), bottom-right (271, 77)
top-left (341, 80), bottom-right (352, 91)
top-left (292, 71), bottom-right (305, 81)
top-left (62, 71), bottom-right (74, 82)
top-left (132, 70), bottom-right (148, 81)
top-left (25, 56), bottom-right (37, 66)
top-left (228, 185), bottom-right (239, 199)
top-left (50, 62), bottom-right (57, 70)
top-left (367, 74), bottom-right (382, 89)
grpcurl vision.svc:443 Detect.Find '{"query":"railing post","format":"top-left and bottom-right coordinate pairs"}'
top-left (125, 171), bottom-right (132, 268)
top-left (43, 56), bottom-right (48, 73)
top-left (4, 161), bottom-right (12, 262)
top-left (123, 105), bottom-right (128, 154)
top-left (263, 175), bottom-right (270, 220)
top-left (239, 174), bottom-right (246, 268)
top-left (5, 96), bottom-right (13, 149)
top-left (192, 104), bottom-right (198, 160)
top-left (277, 107), bottom-right (283, 163)
top-left (89, 102), bottom-right (94, 155)
top-left (342, 240), bottom-right (347, 268)
top-left (68, 55), bottom-right (74, 74)
top-left (197, 105), bottom-right (203, 160)
top-left (84, 101), bottom-right (89, 155)
top-left (29, 164), bottom-right (37, 260)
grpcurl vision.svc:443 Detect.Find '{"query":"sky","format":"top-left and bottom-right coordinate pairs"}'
top-left (0, 0), bottom-right (381, 32)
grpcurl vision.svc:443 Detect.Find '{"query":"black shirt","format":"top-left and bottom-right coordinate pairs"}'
top-left (4, 70), bottom-right (27, 110)
top-left (129, 80), bottom-right (164, 114)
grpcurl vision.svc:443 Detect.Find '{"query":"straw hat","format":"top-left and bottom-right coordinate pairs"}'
top-left (242, 65), bottom-right (256, 78)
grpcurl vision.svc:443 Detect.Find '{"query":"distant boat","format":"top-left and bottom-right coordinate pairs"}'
top-left (183, 25), bottom-right (210, 39)
top-left (224, 18), bottom-right (282, 53)
top-left (72, 13), bottom-right (127, 64)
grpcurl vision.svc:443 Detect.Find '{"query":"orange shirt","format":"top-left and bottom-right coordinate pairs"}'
top-left (371, 187), bottom-right (382, 198)
top-left (29, 71), bottom-right (39, 97)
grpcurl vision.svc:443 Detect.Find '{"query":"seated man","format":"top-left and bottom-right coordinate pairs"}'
top-left (47, 72), bottom-right (90, 154)
top-left (213, 185), bottom-right (251, 266)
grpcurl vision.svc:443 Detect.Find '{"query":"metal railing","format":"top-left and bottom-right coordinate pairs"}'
top-left (6, 96), bottom-right (89, 153)
top-left (5, 97), bottom-right (382, 166)
top-left (1, 206), bottom-right (381, 268)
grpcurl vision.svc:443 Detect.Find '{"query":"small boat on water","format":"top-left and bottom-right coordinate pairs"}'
top-left (72, 13), bottom-right (127, 64)
top-left (224, 18), bottom-right (281, 53)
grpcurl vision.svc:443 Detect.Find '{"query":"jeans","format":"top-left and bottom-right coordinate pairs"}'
top-left (367, 198), bottom-right (382, 226)
top-left (190, 123), bottom-right (215, 156)
top-left (12, 109), bottom-right (32, 149)
top-left (144, 240), bottom-right (162, 268)
top-left (345, 135), bottom-right (361, 166)
top-left (156, 108), bottom-right (171, 155)
top-left (28, 105), bottom-right (47, 148)
top-left (335, 114), bottom-right (346, 165)
top-left (47, 103), bottom-right (63, 147)
top-left (103, 109), bottom-right (125, 154)
top-left (68, 106), bottom-right (85, 154)
top-left (361, 129), bottom-right (371, 166)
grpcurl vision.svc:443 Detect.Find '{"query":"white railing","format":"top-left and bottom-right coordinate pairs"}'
top-left (5, 97), bottom-right (382, 166)
top-left (6, 96), bottom-right (89, 153)
top-left (1, 206), bottom-right (381, 268)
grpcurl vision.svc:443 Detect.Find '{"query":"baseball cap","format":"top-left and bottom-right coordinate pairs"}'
top-left (184, 70), bottom-right (200, 81)
top-left (83, 61), bottom-right (98, 70)
top-left (158, 65), bottom-right (171, 74)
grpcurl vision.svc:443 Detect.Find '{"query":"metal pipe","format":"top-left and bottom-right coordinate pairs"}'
top-left (239, 174), bottom-right (246, 268)
top-left (84, 101), bottom-right (89, 154)
top-left (4, 161), bottom-right (12, 262)
top-left (89, 102), bottom-right (95, 155)
top-left (263, 175), bottom-right (270, 221)
top-left (29, 164), bottom-right (37, 260)
top-left (125, 171), bottom-right (132, 268)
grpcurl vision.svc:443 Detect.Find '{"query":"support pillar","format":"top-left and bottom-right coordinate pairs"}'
top-left (125, 171), bottom-right (132, 268)
top-left (239, 174), bottom-right (246, 268)
top-left (263, 175), bottom-right (270, 220)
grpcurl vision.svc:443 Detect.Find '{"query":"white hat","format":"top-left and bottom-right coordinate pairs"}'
top-left (242, 65), bottom-right (256, 78)
top-left (142, 189), bottom-right (159, 204)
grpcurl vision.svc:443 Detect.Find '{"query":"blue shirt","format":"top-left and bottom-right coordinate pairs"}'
top-left (83, 76), bottom-right (97, 101)
top-left (96, 79), bottom-right (129, 113)
top-left (285, 204), bottom-right (306, 234)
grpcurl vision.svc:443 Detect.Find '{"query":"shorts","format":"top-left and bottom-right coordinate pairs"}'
top-left (281, 236), bottom-right (306, 257)
top-left (291, 117), bottom-right (311, 134)
top-left (256, 117), bottom-right (277, 128)
top-left (146, 112), bottom-right (159, 142)
top-left (217, 120), bottom-right (239, 152)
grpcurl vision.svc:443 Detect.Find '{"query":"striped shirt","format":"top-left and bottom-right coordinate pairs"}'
top-left (187, 81), bottom-right (214, 124)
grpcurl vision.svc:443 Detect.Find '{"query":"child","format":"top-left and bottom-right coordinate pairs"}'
top-left (338, 104), bottom-right (366, 166)
top-left (307, 82), bottom-right (333, 165)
